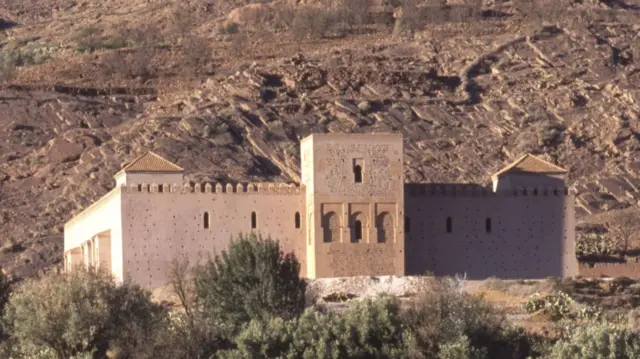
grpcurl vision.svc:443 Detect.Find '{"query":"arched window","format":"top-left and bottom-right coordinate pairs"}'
top-left (322, 212), bottom-right (340, 243)
top-left (485, 217), bottom-right (492, 234)
top-left (376, 212), bottom-right (393, 243)
top-left (354, 165), bottom-right (362, 183)
top-left (405, 216), bottom-right (410, 233)
top-left (446, 217), bottom-right (452, 233)
top-left (158, 185), bottom-right (164, 193)
top-left (203, 212), bottom-right (210, 229)
top-left (295, 212), bottom-right (301, 229)
top-left (251, 212), bottom-right (257, 229)
top-left (353, 220), bottom-right (363, 242)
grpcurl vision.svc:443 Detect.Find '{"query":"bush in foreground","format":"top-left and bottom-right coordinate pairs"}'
top-left (2, 267), bottom-right (167, 359)
top-left (402, 276), bottom-right (546, 359)
top-left (195, 232), bottom-right (307, 338)
top-left (221, 295), bottom-right (412, 358)
top-left (550, 322), bottom-right (640, 358)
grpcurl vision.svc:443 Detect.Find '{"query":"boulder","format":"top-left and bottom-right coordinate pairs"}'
top-left (47, 139), bottom-right (84, 164)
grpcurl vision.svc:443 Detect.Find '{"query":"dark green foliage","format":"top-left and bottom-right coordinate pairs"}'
top-left (2, 266), bottom-right (167, 359)
top-left (401, 277), bottom-right (547, 359)
top-left (195, 232), bottom-right (306, 338)
top-left (550, 323), bottom-right (640, 358)
top-left (222, 295), bottom-right (412, 359)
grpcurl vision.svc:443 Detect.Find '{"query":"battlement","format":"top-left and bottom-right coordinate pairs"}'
top-left (121, 182), bottom-right (304, 195)
top-left (405, 183), bottom-right (570, 197)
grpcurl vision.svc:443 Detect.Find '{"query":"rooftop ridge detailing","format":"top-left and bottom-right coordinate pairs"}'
top-left (405, 184), bottom-right (570, 197)
top-left (122, 182), bottom-right (304, 195)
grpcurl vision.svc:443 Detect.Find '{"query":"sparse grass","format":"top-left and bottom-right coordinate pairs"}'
top-left (0, 36), bottom-right (57, 80)
top-left (290, 7), bottom-right (341, 40)
top-left (77, 35), bottom-right (128, 53)
top-left (482, 277), bottom-right (567, 298)
top-left (180, 36), bottom-right (214, 75)
top-left (218, 21), bottom-right (239, 35)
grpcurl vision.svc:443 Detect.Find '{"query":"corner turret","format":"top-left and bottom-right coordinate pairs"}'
top-left (113, 151), bottom-right (184, 187)
top-left (491, 154), bottom-right (567, 193)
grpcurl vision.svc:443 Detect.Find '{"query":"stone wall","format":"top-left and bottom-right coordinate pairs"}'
top-left (302, 133), bottom-right (406, 278)
top-left (120, 182), bottom-right (305, 288)
top-left (578, 262), bottom-right (640, 278)
top-left (405, 183), bottom-right (577, 279)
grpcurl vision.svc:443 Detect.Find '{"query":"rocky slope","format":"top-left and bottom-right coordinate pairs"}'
top-left (0, 0), bottom-right (639, 279)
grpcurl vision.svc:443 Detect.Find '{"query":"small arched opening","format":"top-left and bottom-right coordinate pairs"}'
top-left (354, 165), bottom-right (363, 183)
top-left (295, 212), bottom-right (301, 229)
top-left (204, 212), bottom-right (210, 229)
top-left (251, 212), bottom-right (257, 229)
top-left (446, 217), bottom-right (452, 233)
top-left (322, 211), bottom-right (340, 243)
top-left (353, 220), bottom-right (363, 242)
top-left (485, 217), bottom-right (492, 234)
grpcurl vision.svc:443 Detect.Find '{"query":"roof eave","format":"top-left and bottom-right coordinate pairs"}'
top-left (491, 170), bottom-right (568, 181)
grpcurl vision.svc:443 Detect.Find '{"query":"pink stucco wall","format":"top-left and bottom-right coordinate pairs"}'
top-left (405, 184), bottom-right (578, 279)
top-left (64, 134), bottom-right (580, 289)
top-left (119, 183), bottom-right (305, 288)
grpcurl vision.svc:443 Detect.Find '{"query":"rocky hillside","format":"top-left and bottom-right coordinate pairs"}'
top-left (0, 0), bottom-right (639, 279)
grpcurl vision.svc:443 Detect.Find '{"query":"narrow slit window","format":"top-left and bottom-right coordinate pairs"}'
top-left (295, 212), bottom-right (301, 229)
top-left (251, 212), bottom-right (257, 229)
top-left (137, 184), bottom-right (142, 191)
top-left (446, 217), bottom-right (452, 233)
top-left (354, 165), bottom-right (362, 183)
top-left (405, 216), bottom-right (411, 233)
top-left (158, 185), bottom-right (164, 193)
top-left (485, 217), bottom-right (492, 234)
top-left (353, 220), bottom-right (363, 242)
top-left (203, 212), bottom-right (210, 229)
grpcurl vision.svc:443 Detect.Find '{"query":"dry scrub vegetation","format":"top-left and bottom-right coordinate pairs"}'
top-left (0, 0), bottom-right (583, 87)
top-left (4, 235), bottom-right (640, 358)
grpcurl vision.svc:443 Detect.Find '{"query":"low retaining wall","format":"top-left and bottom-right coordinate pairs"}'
top-left (579, 262), bottom-right (640, 278)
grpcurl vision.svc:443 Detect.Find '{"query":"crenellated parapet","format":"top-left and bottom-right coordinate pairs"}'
top-left (405, 183), bottom-right (570, 197)
top-left (405, 183), bottom-right (492, 197)
top-left (121, 182), bottom-right (304, 195)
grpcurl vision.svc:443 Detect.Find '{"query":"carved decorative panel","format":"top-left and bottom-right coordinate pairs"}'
top-left (322, 144), bottom-right (392, 196)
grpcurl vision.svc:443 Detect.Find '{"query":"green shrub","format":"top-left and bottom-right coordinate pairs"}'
top-left (403, 277), bottom-right (542, 358)
top-left (0, 38), bottom-right (54, 70)
top-left (219, 21), bottom-right (239, 34)
top-left (195, 232), bottom-right (306, 338)
top-left (522, 292), bottom-right (572, 320)
top-left (77, 35), bottom-right (128, 53)
top-left (222, 295), bottom-right (413, 358)
top-left (550, 322), bottom-right (640, 358)
top-left (576, 232), bottom-right (617, 258)
top-left (2, 266), bottom-right (167, 359)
